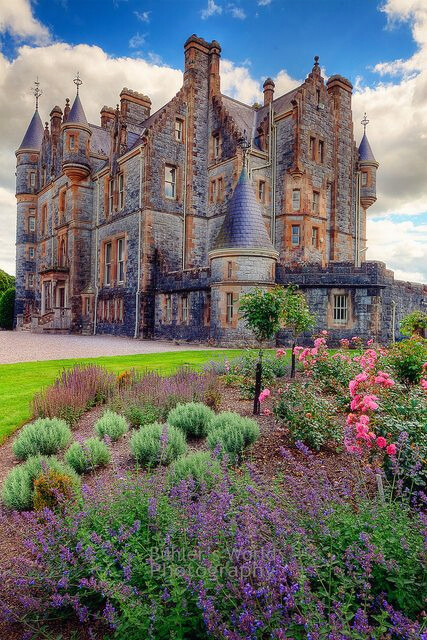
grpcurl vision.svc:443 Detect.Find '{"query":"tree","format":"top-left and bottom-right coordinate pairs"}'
top-left (0, 269), bottom-right (15, 296)
top-left (0, 287), bottom-right (15, 329)
top-left (400, 311), bottom-right (427, 338)
top-left (282, 285), bottom-right (316, 378)
top-left (239, 286), bottom-right (289, 415)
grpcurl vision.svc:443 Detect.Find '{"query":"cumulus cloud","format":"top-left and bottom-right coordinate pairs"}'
top-left (227, 5), bottom-right (246, 20)
top-left (128, 32), bottom-right (146, 49)
top-left (134, 10), bottom-right (150, 23)
top-left (201, 0), bottom-right (222, 20)
top-left (0, 0), bottom-right (50, 44)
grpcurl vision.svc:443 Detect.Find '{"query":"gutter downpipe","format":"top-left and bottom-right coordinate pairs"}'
top-left (182, 103), bottom-right (188, 270)
top-left (93, 177), bottom-right (100, 335)
top-left (355, 170), bottom-right (361, 267)
top-left (134, 146), bottom-right (144, 338)
top-left (391, 300), bottom-right (396, 343)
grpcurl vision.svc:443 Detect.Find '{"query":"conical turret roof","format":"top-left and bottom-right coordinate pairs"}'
top-left (18, 110), bottom-right (44, 150)
top-left (359, 132), bottom-right (376, 163)
top-left (213, 167), bottom-right (276, 252)
top-left (67, 94), bottom-right (88, 125)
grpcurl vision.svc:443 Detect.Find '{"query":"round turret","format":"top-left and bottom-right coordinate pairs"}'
top-left (61, 87), bottom-right (92, 182)
top-left (358, 115), bottom-right (378, 210)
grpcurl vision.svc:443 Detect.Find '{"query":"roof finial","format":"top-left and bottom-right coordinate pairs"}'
top-left (361, 112), bottom-right (369, 134)
top-left (239, 129), bottom-right (251, 170)
top-left (314, 55), bottom-right (319, 68)
top-left (73, 71), bottom-right (83, 95)
top-left (31, 77), bottom-right (42, 111)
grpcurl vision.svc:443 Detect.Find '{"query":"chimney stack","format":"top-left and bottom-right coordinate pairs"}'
top-left (263, 77), bottom-right (275, 106)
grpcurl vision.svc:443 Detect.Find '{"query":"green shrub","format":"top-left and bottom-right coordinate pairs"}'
top-left (33, 469), bottom-right (76, 511)
top-left (94, 410), bottom-right (128, 441)
top-left (168, 451), bottom-right (222, 490)
top-left (273, 382), bottom-right (339, 450)
top-left (0, 286), bottom-right (15, 329)
top-left (1, 455), bottom-right (80, 511)
top-left (385, 338), bottom-right (427, 385)
top-left (207, 411), bottom-right (260, 463)
top-left (125, 404), bottom-right (162, 429)
top-left (400, 310), bottom-right (427, 337)
top-left (12, 418), bottom-right (72, 461)
top-left (130, 422), bottom-right (187, 467)
top-left (167, 402), bottom-right (215, 438)
top-left (65, 438), bottom-right (111, 474)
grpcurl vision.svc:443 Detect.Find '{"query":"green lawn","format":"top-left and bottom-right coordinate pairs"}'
top-left (0, 350), bottom-right (245, 443)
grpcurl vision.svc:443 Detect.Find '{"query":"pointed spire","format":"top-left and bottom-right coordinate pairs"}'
top-left (358, 113), bottom-right (377, 162)
top-left (18, 109), bottom-right (44, 150)
top-left (212, 167), bottom-right (276, 252)
top-left (67, 73), bottom-right (88, 125)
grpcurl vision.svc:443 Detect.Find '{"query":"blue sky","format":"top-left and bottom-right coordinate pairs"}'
top-left (4, 0), bottom-right (415, 84)
top-left (0, 0), bottom-right (426, 281)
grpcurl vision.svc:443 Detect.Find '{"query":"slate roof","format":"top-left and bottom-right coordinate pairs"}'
top-left (358, 132), bottom-right (377, 162)
top-left (213, 166), bottom-right (276, 252)
top-left (18, 110), bottom-right (44, 150)
top-left (221, 95), bottom-right (256, 139)
top-left (89, 124), bottom-right (110, 156)
top-left (68, 94), bottom-right (88, 125)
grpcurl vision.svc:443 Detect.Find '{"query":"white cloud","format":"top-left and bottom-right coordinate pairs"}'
top-left (201, 0), bottom-right (222, 19)
top-left (258, 0), bottom-right (272, 5)
top-left (367, 218), bottom-right (427, 283)
top-left (0, 0), bottom-right (50, 44)
top-left (220, 59), bottom-right (262, 104)
top-left (228, 5), bottom-right (246, 19)
top-left (134, 10), bottom-right (150, 23)
top-left (128, 32), bottom-right (146, 49)
top-left (273, 69), bottom-right (301, 95)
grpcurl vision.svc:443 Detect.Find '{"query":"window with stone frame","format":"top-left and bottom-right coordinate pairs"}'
top-left (361, 172), bottom-right (368, 186)
top-left (226, 292), bottom-right (234, 324)
top-left (291, 224), bottom-right (300, 246)
top-left (217, 177), bottom-right (224, 201)
top-left (59, 188), bottom-right (67, 222)
top-left (311, 226), bottom-right (319, 248)
top-left (210, 179), bottom-right (217, 203)
top-left (117, 237), bottom-right (125, 284)
top-left (333, 294), bottom-right (348, 325)
top-left (85, 297), bottom-right (91, 316)
top-left (165, 164), bottom-right (177, 199)
top-left (180, 294), bottom-right (189, 324)
top-left (318, 140), bottom-right (324, 164)
top-left (29, 246), bottom-right (35, 260)
top-left (28, 214), bottom-right (36, 232)
top-left (28, 273), bottom-right (35, 288)
top-left (41, 204), bottom-right (48, 236)
top-left (118, 173), bottom-right (124, 209)
top-left (292, 189), bottom-right (301, 211)
top-left (29, 172), bottom-right (36, 188)
top-left (227, 261), bottom-right (233, 279)
top-left (108, 178), bottom-right (114, 214)
top-left (212, 132), bottom-right (220, 160)
top-left (312, 191), bottom-right (320, 213)
top-left (69, 134), bottom-right (76, 151)
top-left (309, 136), bottom-right (316, 161)
top-left (258, 180), bottom-right (266, 203)
top-left (164, 294), bottom-right (172, 324)
top-left (104, 242), bottom-right (112, 286)
top-left (58, 236), bottom-right (67, 267)
top-left (175, 118), bottom-right (183, 142)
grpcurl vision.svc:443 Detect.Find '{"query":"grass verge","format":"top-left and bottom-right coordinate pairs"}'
top-left (0, 350), bottom-right (248, 443)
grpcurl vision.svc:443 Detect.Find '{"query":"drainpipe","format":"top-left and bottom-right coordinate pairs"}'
top-left (182, 103), bottom-right (188, 270)
top-left (134, 146), bottom-right (144, 338)
top-left (93, 176), bottom-right (100, 335)
top-left (355, 170), bottom-right (361, 267)
top-left (391, 299), bottom-right (396, 343)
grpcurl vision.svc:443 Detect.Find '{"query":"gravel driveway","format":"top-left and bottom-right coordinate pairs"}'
top-left (0, 331), bottom-right (217, 364)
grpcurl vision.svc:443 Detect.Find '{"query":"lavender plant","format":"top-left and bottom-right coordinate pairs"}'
top-left (65, 438), bottom-right (111, 474)
top-left (130, 422), bottom-right (187, 467)
top-left (12, 417), bottom-right (72, 461)
top-left (167, 402), bottom-right (215, 438)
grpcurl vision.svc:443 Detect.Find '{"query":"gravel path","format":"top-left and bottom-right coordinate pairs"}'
top-left (0, 331), bottom-right (218, 364)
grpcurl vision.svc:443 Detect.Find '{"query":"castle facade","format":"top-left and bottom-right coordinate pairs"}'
top-left (14, 35), bottom-right (426, 344)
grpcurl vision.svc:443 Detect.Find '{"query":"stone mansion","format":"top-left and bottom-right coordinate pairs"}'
top-left (14, 35), bottom-right (426, 344)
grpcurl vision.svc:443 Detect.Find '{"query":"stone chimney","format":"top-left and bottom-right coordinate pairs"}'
top-left (120, 88), bottom-right (151, 122)
top-left (263, 78), bottom-right (275, 106)
top-left (100, 106), bottom-right (116, 129)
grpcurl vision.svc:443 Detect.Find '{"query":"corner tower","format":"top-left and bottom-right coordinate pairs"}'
top-left (356, 113), bottom-right (378, 265)
top-left (14, 80), bottom-right (44, 325)
top-left (209, 159), bottom-right (278, 345)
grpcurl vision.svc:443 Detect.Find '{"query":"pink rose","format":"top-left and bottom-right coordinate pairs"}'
top-left (386, 444), bottom-right (397, 455)
top-left (276, 348), bottom-right (286, 358)
top-left (421, 379), bottom-right (427, 391)
top-left (258, 388), bottom-right (270, 403)
top-left (376, 436), bottom-right (387, 449)
top-left (262, 408), bottom-right (271, 416)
